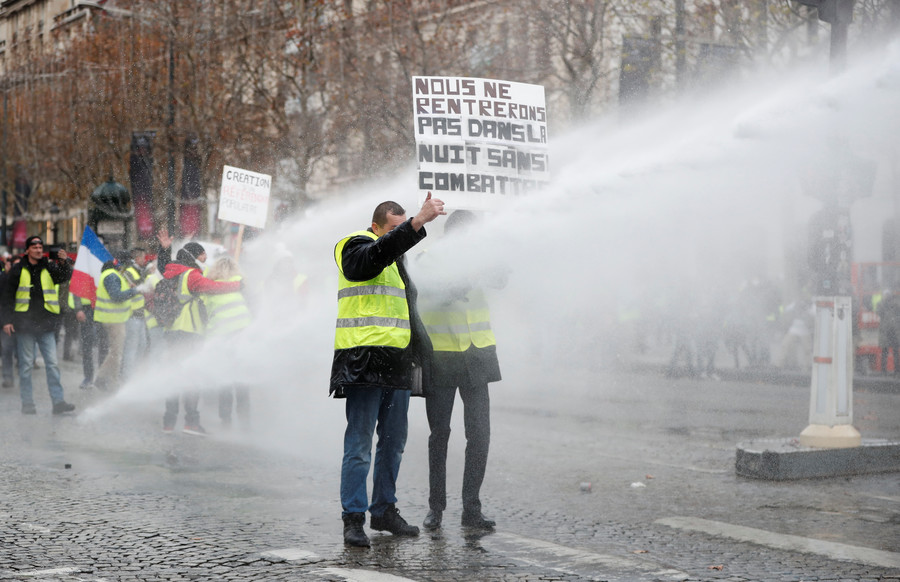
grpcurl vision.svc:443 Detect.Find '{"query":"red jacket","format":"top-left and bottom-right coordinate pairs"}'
top-left (162, 262), bottom-right (240, 295)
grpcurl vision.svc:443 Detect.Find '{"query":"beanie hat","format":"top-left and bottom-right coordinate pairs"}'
top-left (24, 235), bottom-right (43, 248)
top-left (182, 242), bottom-right (206, 260)
top-left (114, 250), bottom-right (132, 266)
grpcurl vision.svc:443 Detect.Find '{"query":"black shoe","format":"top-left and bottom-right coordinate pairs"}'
top-left (370, 504), bottom-right (419, 537)
top-left (21, 403), bottom-right (36, 415)
top-left (423, 509), bottom-right (442, 530)
top-left (52, 401), bottom-right (76, 415)
top-left (342, 513), bottom-right (370, 547)
top-left (461, 511), bottom-right (496, 529)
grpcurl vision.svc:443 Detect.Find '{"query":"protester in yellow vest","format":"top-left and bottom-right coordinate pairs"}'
top-left (157, 239), bottom-right (241, 436)
top-left (418, 210), bottom-right (502, 532)
top-left (203, 256), bottom-right (252, 428)
top-left (118, 247), bottom-right (150, 380)
top-left (332, 194), bottom-right (445, 548)
top-left (0, 235), bottom-right (75, 415)
top-left (94, 251), bottom-right (139, 392)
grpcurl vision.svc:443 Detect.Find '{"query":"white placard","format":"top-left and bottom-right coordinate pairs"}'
top-left (412, 76), bottom-right (549, 212)
top-left (218, 165), bottom-right (272, 228)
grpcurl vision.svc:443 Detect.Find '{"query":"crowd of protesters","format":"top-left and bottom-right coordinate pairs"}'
top-left (0, 230), bottom-right (305, 431)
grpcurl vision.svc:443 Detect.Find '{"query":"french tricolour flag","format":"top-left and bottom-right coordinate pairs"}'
top-left (69, 226), bottom-right (113, 306)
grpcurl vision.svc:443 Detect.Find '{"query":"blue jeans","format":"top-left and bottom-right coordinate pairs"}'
top-left (340, 387), bottom-right (410, 518)
top-left (122, 317), bottom-right (148, 380)
top-left (16, 331), bottom-right (65, 405)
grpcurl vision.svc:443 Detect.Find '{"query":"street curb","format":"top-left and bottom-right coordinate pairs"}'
top-left (735, 438), bottom-right (900, 480)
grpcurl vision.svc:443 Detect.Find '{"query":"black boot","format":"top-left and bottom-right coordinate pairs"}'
top-left (342, 512), bottom-right (370, 547)
top-left (52, 401), bottom-right (76, 415)
top-left (423, 509), bottom-right (442, 530)
top-left (462, 510), bottom-right (496, 530)
top-left (370, 504), bottom-right (419, 536)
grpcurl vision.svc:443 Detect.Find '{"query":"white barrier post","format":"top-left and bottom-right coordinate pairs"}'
top-left (799, 296), bottom-right (861, 448)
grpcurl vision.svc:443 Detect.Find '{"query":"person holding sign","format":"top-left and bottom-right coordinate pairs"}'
top-left (331, 193), bottom-right (445, 548)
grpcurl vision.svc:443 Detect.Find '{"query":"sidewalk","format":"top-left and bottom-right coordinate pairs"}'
top-left (620, 337), bottom-right (900, 394)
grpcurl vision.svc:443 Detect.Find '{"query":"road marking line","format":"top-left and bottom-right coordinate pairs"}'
top-left (260, 548), bottom-right (321, 562)
top-left (316, 568), bottom-right (418, 582)
top-left (485, 532), bottom-right (688, 581)
top-left (19, 523), bottom-right (52, 534)
top-left (15, 567), bottom-right (80, 577)
top-left (862, 493), bottom-right (900, 503)
top-left (657, 516), bottom-right (900, 569)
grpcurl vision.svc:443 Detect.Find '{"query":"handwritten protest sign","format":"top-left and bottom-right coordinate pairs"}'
top-left (412, 76), bottom-right (549, 211)
top-left (218, 165), bottom-right (272, 229)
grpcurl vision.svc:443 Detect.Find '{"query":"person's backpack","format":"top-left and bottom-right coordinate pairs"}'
top-left (151, 275), bottom-right (186, 329)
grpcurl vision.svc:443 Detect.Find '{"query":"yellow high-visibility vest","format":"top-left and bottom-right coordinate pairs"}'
top-left (203, 276), bottom-right (251, 336)
top-left (168, 271), bottom-right (205, 334)
top-left (124, 265), bottom-right (146, 316)
top-left (334, 230), bottom-right (410, 350)
top-left (422, 288), bottom-right (496, 352)
top-left (15, 268), bottom-right (59, 314)
top-left (95, 269), bottom-right (132, 324)
top-left (67, 292), bottom-right (90, 310)
top-left (145, 271), bottom-right (163, 329)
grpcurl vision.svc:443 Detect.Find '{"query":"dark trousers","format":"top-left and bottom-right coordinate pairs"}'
top-left (62, 309), bottom-right (78, 360)
top-left (426, 381), bottom-right (491, 514)
top-left (80, 310), bottom-right (108, 384)
top-left (1, 330), bottom-right (16, 383)
top-left (163, 331), bottom-right (201, 427)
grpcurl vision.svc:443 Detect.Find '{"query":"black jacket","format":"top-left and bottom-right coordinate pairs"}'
top-left (1, 256), bottom-right (73, 334)
top-left (431, 342), bottom-right (501, 390)
top-left (329, 219), bottom-right (433, 397)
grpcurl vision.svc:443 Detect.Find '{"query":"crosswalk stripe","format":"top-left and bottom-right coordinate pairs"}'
top-left (483, 532), bottom-right (689, 581)
top-left (15, 567), bottom-right (80, 577)
top-left (260, 548), bottom-right (321, 562)
top-left (657, 516), bottom-right (900, 569)
top-left (316, 568), bottom-right (419, 582)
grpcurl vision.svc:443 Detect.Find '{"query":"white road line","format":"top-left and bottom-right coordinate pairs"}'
top-left (484, 532), bottom-right (689, 581)
top-left (19, 523), bottom-right (52, 534)
top-left (260, 548), bottom-right (322, 563)
top-left (316, 568), bottom-right (419, 582)
top-left (15, 567), bottom-right (80, 577)
top-left (862, 493), bottom-right (900, 503)
top-left (657, 516), bottom-right (900, 569)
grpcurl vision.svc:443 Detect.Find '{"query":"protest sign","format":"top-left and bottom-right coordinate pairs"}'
top-left (412, 76), bottom-right (549, 211)
top-left (218, 165), bottom-right (272, 229)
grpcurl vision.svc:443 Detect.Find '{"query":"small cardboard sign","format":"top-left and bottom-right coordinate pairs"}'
top-left (218, 165), bottom-right (272, 229)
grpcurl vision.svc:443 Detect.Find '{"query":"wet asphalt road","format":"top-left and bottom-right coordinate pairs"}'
top-left (0, 353), bottom-right (898, 581)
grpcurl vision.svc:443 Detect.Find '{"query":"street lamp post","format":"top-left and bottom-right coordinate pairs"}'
top-left (795, 0), bottom-right (856, 74)
top-left (1, 86), bottom-right (7, 249)
top-left (49, 203), bottom-right (60, 244)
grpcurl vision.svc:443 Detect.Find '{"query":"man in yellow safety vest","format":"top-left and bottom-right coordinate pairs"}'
top-left (121, 247), bottom-right (151, 380)
top-left (94, 251), bottom-right (140, 392)
top-left (331, 193), bottom-right (445, 547)
top-left (0, 236), bottom-right (75, 414)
